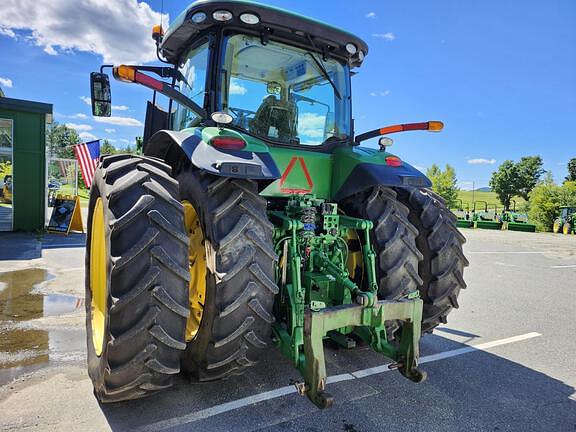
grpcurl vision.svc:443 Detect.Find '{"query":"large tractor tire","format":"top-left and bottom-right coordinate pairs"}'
top-left (86, 154), bottom-right (189, 403)
top-left (563, 222), bottom-right (573, 235)
top-left (397, 188), bottom-right (469, 333)
top-left (341, 186), bottom-right (423, 306)
top-left (177, 167), bottom-right (277, 381)
top-left (553, 220), bottom-right (563, 233)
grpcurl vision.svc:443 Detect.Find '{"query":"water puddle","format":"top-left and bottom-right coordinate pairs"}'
top-left (0, 269), bottom-right (85, 386)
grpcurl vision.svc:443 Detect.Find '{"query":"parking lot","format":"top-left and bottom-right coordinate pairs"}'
top-left (0, 229), bottom-right (575, 432)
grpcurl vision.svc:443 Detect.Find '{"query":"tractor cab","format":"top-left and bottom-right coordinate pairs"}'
top-left (559, 206), bottom-right (576, 219)
top-left (167, 3), bottom-right (361, 148)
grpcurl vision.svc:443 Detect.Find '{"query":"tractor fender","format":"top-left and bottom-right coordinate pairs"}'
top-left (144, 129), bottom-right (281, 182)
top-left (333, 160), bottom-right (432, 201)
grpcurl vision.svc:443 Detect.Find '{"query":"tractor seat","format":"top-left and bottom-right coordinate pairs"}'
top-left (250, 95), bottom-right (297, 141)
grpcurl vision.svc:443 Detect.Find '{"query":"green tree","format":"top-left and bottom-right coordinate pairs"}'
top-left (100, 139), bottom-right (117, 155)
top-left (489, 160), bottom-right (519, 210)
top-left (426, 163), bottom-right (459, 208)
top-left (135, 136), bottom-right (143, 154)
top-left (516, 156), bottom-right (545, 200)
top-left (47, 122), bottom-right (80, 159)
top-left (566, 158), bottom-right (576, 182)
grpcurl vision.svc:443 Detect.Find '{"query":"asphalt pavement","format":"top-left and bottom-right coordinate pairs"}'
top-left (0, 229), bottom-right (575, 432)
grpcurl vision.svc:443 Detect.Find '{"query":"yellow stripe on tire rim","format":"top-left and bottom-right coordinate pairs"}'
top-left (182, 201), bottom-right (207, 341)
top-left (90, 197), bottom-right (107, 356)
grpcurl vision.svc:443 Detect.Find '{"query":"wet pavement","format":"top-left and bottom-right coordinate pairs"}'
top-left (0, 268), bottom-right (85, 385)
top-left (0, 232), bottom-right (87, 394)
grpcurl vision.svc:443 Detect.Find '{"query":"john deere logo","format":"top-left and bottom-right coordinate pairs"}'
top-left (279, 157), bottom-right (313, 194)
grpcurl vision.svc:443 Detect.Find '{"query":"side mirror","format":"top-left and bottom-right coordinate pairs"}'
top-left (90, 72), bottom-right (111, 117)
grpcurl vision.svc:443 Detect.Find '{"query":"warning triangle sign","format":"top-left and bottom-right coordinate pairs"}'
top-left (279, 157), bottom-right (314, 194)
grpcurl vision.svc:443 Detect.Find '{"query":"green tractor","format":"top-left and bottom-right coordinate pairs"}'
top-left (452, 199), bottom-right (473, 228)
top-left (501, 200), bottom-right (536, 232)
top-left (553, 206), bottom-right (576, 234)
top-left (86, 0), bottom-right (468, 408)
top-left (472, 201), bottom-right (502, 230)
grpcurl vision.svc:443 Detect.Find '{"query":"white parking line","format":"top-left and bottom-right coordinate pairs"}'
top-left (137, 332), bottom-right (541, 432)
top-left (468, 251), bottom-right (552, 255)
top-left (551, 265), bottom-right (576, 269)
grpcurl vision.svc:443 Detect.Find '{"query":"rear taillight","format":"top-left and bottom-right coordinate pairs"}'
top-left (385, 156), bottom-right (402, 167)
top-left (210, 137), bottom-right (246, 150)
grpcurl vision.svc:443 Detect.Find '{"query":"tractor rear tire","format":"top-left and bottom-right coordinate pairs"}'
top-left (553, 220), bottom-right (562, 233)
top-left (397, 188), bottom-right (469, 333)
top-left (341, 186), bottom-right (423, 303)
top-left (86, 154), bottom-right (189, 403)
top-left (563, 222), bottom-right (572, 235)
top-left (178, 168), bottom-right (277, 381)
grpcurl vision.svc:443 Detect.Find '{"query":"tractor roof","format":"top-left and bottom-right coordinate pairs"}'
top-left (160, 0), bottom-right (368, 67)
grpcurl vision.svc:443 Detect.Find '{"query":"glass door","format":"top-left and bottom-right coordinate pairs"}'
top-left (0, 118), bottom-right (13, 231)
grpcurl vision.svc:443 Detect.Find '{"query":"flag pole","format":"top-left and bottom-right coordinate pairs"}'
top-left (75, 159), bottom-right (79, 196)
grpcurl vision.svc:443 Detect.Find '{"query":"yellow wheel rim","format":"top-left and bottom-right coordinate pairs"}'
top-left (553, 222), bottom-right (561, 233)
top-left (345, 228), bottom-right (364, 282)
top-left (563, 224), bottom-right (571, 235)
top-left (182, 201), bottom-right (207, 341)
top-left (90, 197), bottom-right (107, 356)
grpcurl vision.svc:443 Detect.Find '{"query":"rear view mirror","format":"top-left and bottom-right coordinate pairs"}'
top-left (90, 72), bottom-right (111, 117)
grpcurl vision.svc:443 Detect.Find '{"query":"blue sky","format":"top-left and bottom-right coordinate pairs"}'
top-left (1, 0), bottom-right (574, 188)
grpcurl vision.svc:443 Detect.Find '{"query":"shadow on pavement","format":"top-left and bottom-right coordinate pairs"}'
top-left (98, 334), bottom-right (576, 432)
top-left (0, 232), bottom-right (86, 260)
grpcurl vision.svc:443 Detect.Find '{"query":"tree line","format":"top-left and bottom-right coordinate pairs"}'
top-left (47, 122), bottom-right (142, 159)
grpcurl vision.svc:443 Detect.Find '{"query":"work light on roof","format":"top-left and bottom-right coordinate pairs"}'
top-left (191, 12), bottom-right (207, 24)
top-left (239, 13), bottom-right (260, 25)
top-left (345, 43), bottom-right (357, 55)
top-left (358, 50), bottom-right (365, 61)
top-left (213, 10), bottom-right (233, 22)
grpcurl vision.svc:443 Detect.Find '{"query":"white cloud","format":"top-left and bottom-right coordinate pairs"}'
top-left (113, 105), bottom-right (129, 111)
top-left (365, 12), bottom-right (376, 18)
top-left (0, 27), bottom-right (16, 38)
top-left (105, 128), bottom-right (116, 133)
top-left (298, 113), bottom-right (325, 142)
top-left (0, 0), bottom-right (168, 63)
top-left (370, 90), bottom-right (390, 97)
top-left (467, 158), bottom-right (496, 165)
top-left (0, 77), bottom-right (13, 88)
top-left (119, 139), bottom-right (131, 144)
top-left (72, 113), bottom-right (88, 119)
top-left (79, 132), bottom-right (97, 141)
top-left (373, 32), bottom-right (396, 41)
top-left (66, 123), bottom-right (93, 131)
top-left (230, 79), bottom-right (248, 95)
top-left (94, 116), bottom-right (143, 127)
top-left (80, 96), bottom-right (91, 106)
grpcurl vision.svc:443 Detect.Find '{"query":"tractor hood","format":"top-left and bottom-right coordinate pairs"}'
top-left (160, 0), bottom-right (368, 67)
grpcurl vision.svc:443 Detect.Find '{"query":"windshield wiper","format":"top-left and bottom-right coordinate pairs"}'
top-left (306, 52), bottom-right (342, 100)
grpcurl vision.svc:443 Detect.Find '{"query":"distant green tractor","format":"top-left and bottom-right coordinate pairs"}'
top-left (501, 200), bottom-right (536, 232)
top-left (452, 199), bottom-right (473, 228)
top-left (553, 206), bottom-right (576, 234)
top-left (473, 201), bottom-right (502, 230)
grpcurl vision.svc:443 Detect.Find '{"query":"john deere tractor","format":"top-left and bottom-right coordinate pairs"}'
top-left (553, 206), bottom-right (576, 234)
top-left (86, 0), bottom-right (468, 408)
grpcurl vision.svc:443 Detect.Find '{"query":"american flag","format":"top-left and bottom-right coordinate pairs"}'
top-left (73, 140), bottom-right (100, 188)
